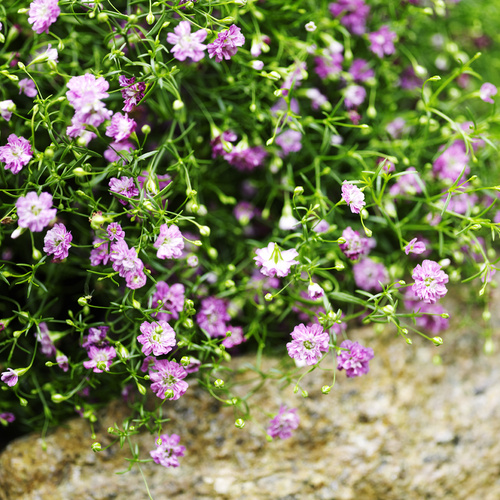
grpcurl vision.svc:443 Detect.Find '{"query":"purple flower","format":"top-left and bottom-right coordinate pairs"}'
top-left (329, 0), bottom-right (370, 35)
top-left (275, 129), bottom-right (302, 156)
top-left (104, 140), bottom-right (135, 164)
top-left (480, 82), bottom-right (497, 103)
top-left (119, 76), bottom-right (146, 113)
top-left (404, 290), bottom-right (449, 334)
top-left (0, 100), bottom-right (16, 121)
top-left (43, 223), bottom-right (72, 261)
top-left (343, 84), bottom-right (366, 109)
top-left (109, 176), bottom-right (139, 204)
top-left (150, 434), bottom-right (185, 468)
top-left (386, 117), bottom-right (407, 139)
top-left (307, 283), bottom-right (324, 300)
top-left (16, 192), bottom-right (57, 232)
top-left (152, 281), bottom-right (185, 321)
top-left (305, 88), bottom-right (328, 110)
top-left (314, 46), bottom-right (344, 80)
top-left (35, 322), bottom-right (56, 357)
top-left (138, 320), bottom-right (176, 356)
top-left (19, 78), bottom-right (38, 98)
top-left (28, 0), bottom-right (61, 34)
top-left (90, 238), bottom-right (111, 266)
top-left (399, 66), bottom-right (423, 91)
top-left (153, 224), bottom-right (184, 259)
top-left (223, 144), bottom-right (268, 171)
top-left (281, 62), bottom-right (307, 96)
top-left (1, 368), bottom-right (19, 387)
top-left (56, 355), bottom-right (69, 372)
top-left (341, 182), bottom-right (365, 214)
top-left (267, 405), bottom-right (300, 440)
top-left (82, 326), bottom-right (109, 349)
top-left (339, 226), bottom-right (374, 261)
top-left (337, 340), bottom-right (374, 377)
top-left (167, 21), bottom-right (207, 62)
top-left (348, 59), bottom-right (374, 83)
top-left (234, 201), bottom-right (258, 225)
top-left (125, 268), bottom-right (147, 290)
top-left (222, 325), bottom-right (247, 349)
top-left (110, 240), bottom-right (143, 278)
top-left (83, 345), bottom-right (117, 373)
top-left (0, 134), bottom-right (33, 174)
top-left (207, 24), bottom-right (245, 63)
top-left (353, 258), bottom-right (389, 291)
top-left (433, 141), bottom-right (469, 183)
top-left (254, 242), bottom-right (299, 278)
top-left (404, 238), bottom-right (426, 255)
top-left (106, 222), bottom-right (125, 242)
top-left (368, 26), bottom-right (397, 58)
top-left (0, 412), bottom-right (15, 425)
top-left (287, 323), bottom-right (329, 365)
top-left (412, 260), bottom-right (449, 304)
top-left (149, 359), bottom-right (188, 400)
top-left (196, 297), bottom-right (230, 338)
top-left (389, 167), bottom-right (422, 197)
top-left (105, 112), bottom-right (137, 142)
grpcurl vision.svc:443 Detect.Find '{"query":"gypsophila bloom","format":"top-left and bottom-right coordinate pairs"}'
top-left (35, 323), bottom-right (56, 357)
top-left (0, 100), bottom-right (15, 121)
top-left (389, 167), bottom-right (423, 197)
top-left (305, 21), bottom-right (317, 32)
top-left (149, 359), bottom-right (188, 400)
top-left (353, 258), bottom-right (389, 291)
top-left (28, 0), bottom-right (61, 34)
top-left (224, 143), bottom-right (268, 171)
top-left (19, 78), bottom-right (37, 98)
top-left (251, 60), bottom-right (265, 70)
top-left (405, 238), bottom-right (426, 255)
top-left (276, 129), bottom-right (303, 156)
top-left (43, 223), bottom-right (72, 261)
top-left (109, 239), bottom-right (144, 278)
top-left (480, 82), bottom-right (497, 103)
top-left (1, 368), bottom-right (18, 387)
top-left (109, 176), bottom-right (139, 205)
top-left (368, 25), bottom-right (397, 58)
top-left (305, 88), bottom-right (328, 110)
top-left (315, 42), bottom-right (344, 80)
top-left (286, 323), bottom-right (329, 365)
top-left (254, 242), bottom-right (299, 278)
top-left (150, 434), bottom-right (185, 468)
top-left (349, 59), bottom-right (374, 83)
top-left (412, 259), bottom-right (449, 304)
top-left (16, 191), bottom-right (57, 232)
top-left (104, 140), bottom-right (135, 164)
top-left (167, 21), bottom-right (207, 62)
top-left (222, 325), bottom-right (247, 349)
top-left (196, 297), bottom-right (231, 337)
top-left (138, 320), bottom-right (176, 356)
top-left (404, 290), bottom-right (450, 335)
top-left (344, 85), bottom-right (366, 109)
top-left (337, 340), bottom-right (374, 377)
top-left (106, 222), bottom-right (125, 242)
top-left (341, 182), bottom-right (365, 214)
top-left (82, 326), bottom-right (109, 349)
top-left (207, 24), bottom-right (245, 63)
top-left (152, 282), bottom-right (185, 321)
top-left (83, 345), bottom-right (117, 373)
top-left (119, 76), bottom-right (146, 112)
top-left (339, 226), bottom-right (374, 261)
top-left (0, 134), bottom-right (33, 174)
top-left (90, 238), bottom-right (111, 266)
top-left (105, 112), bottom-right (137, 142)
top-left (433, 141), bottom-right (469, 183)
top-left (308, 283), bottom-right (324, 300)
top-left (0, 412), bottom-right (15, 425)
top-left (267, 405), bottom-right (300, 440)
top-left (329, 0), bottom-right (370, 35)
top-left (154, 224), bottom-right (184, 259)
top-left (56, 355), bottom-right (69, 372)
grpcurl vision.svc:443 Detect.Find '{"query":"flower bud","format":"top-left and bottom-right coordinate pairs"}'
top-left (264, 293), bottom-right (273, 301)
top-left (321, 385), bottom-right (331, 394)
top-left (432, 336), bottom-right (443, 346)
top-left (199, 225), bottom-right (211, 237)
top-left (405, 337), bottom-right (413, 345)
top-left (91, 442), bottom-right (102, 452)
top-left (214, 379), bottom-right (224, 388)
top-left (146, 12), bottom-right (155, 25)
top-left (173, 99), bottom-right (184, 111)
top-left (51, 393), bottom-right (66, 403)
top-left (293, 186), bottom-right (304, 196)
top-left (235, 418), bottom-right (245, 429)
top-left (164, 389), bottom-right (174, 399)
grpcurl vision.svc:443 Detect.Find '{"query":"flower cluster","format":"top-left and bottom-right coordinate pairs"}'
top-left (254, 242), bottom-right (299, 278)
top-left (0, 135), bottom-right (33, 174)
top-left (412, 260), bottom-right (449, 304)
top-left (150, 434), bottom-right (185, 468)
top-left (337, 340), bottom-right (374, 377)
top-left (267, 405), bottom-right (300, 439)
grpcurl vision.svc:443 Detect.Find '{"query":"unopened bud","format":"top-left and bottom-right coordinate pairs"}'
top-left (321, 385), bottom-right (331, 394)
top-left (146, 12), bottom-right (155, 25)
top-left (293, 186), bottom-right (304, 196)
top-left (173, 99), bottom-right (184, 111)
top-left (51, 393), bottom-right (66, 403)
top-left (405, 337), bottom-right (412, 345)
top-left (264, 293), bottom-right (273, 301)
top-left (235, 418), bottom-right (245, 428)
top-left (214, 379), bottom-right (224, 388)
top-left (91, 442), bottom-right (102, 452)
top-left (432, 336), bottom-right (443, 346)
top-left (199, 225), bottom-right (210, 237)
top-left (164, 389), bottom-right (174, 399)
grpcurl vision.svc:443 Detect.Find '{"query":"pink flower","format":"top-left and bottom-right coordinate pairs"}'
top-left (90, 238), bottom-right (111, 266)
top-left (254, 242), bottom-right (299, 278)
top-left (341, 182), bottom-right (365, 214)
top-left (167, 21), bottom-right (207, 62)
top-left (339, 226), bottom-right (374, 260)
top-left (119, 76), bottom-right (146, 113)
top-left (83, 345), bottom-right (117, 373)
top-left (149, 359), bottom-right (188, 400)
top-left (1, 368), bottom-right (19, 387)
top-left (286, 323), bottom-right (329, 365)
top-left (43, 223), bottom-right (72, 261)
top-left (109, 240), bottom-right (143, 278)
top-left (28, 0), bottom-right (61, 34)
top-left (0, 412), bottom-right (15, 425)
top-left (267, 405), bottom-right (300, 439)
top-left (109, 176), bottom-right (139, 204)
top-left (329, 0), bottom-right (370, 35)
top-left (337, 340), bottom-right (374, 377)
top-left (404, 238), bottom-right (426, 255)
top-left (150, 434), bottom-right (185, 468)
top-left (105, 112), bottom-right (136, 142)
top-left (348, 59), bottom-right (374, 83)
top-left (125, 269), bottom-right (147, 290)
top-left (368, 25), bottom-right (397, 58)
top-left (152, 281), bottom-right (185, 321)
top-left (480, 82), bottom-right (497, 103)
top-left (314, 42), bottom-right (344, 79)
top-left (411, 259), bottom-right (449, 304)
top-left (0, 134), bottom-right (33, 174)
top-left (196, 297), bottom-right (230, 338)
top-left (207, 24), bottom-right (245, 63)
top-left (433, 140), bottom-right (469, 183)
top-left (307, 283), bottom-right (324, 300)
top-left (16, 192), bottom-right (57, 232)
top-left (106, 222), bottom-right (125, 242)
top-left (56, 355), bottom-right (69, 372)
top-left (222, 325), bottom-right (247, 348)
top-left (138, 320), bottom-right (176, 356)
top-left (353, 258), bottom-right (389, 291)
top-left (275, 129), bottom-right (302, 156)
top-left (343, 84), bottom-right (366, 109)
top-left (19, 78), bottom-right (38, 98)
top-left (389, 167), bottom-right (422, 197)
top-left (104, 140), bottom-right (135, 164)
top-left (153, 224), bottom-right (184, 259)
top-left (35, 323), bottom-right (56, 357)
top-left (82, 326), bottom-right (109, 349)
top-left (0, 100), bottom-right (16, 121)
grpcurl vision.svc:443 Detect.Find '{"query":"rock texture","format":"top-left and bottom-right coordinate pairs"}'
top-left (1, 286), bottom-right (500, 500)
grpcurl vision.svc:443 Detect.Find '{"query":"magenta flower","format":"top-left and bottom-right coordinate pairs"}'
top-left (104, 140), bottom-right (135, 164)
top-left (349, 59), bottom-right (374, 83)
top-left (105, 112), bottom-right (137, 142)
top-left (152, 281), bottom-right (185, 321)
top-left (28, 0), bottom-right (61, 34)
top-left (412, 259), bottom-right (449, 304)
top-left (286, 323), bottom-right (329, 365)
top-left (19, 78), bottom-right (38, 98)
top-left (329, 0), bottom-right (370, 35)
top-left (307, 283), bottom-right (324, 300)
top-left (343, 84), bottom-right (367, 109)
top-left (106, 222), bottom-right (125, 242)
top-left (222, 325), bottom-right (247, 349)
top-left (150, 434), bottom-right (185, 468)
top-left (149, 359), bottom-right (188, 400)
top-left (83, 345), bottom-right (117, 373)
top-left (0, 134), bottom-right (33, 174)
top-left (82, 326), bottom-right (109, 349)
top-left (138, 320), bottom-right (176, 356)
top-left (153, 224), bottom-right (184, 259)
top-left (90, 238), bottom-right (111, 266)
top-left (314, 46), bottom-right (344, 80)
top-left (339, 226), bottom-right (374, 261)
top-left (110, 240), bottom-right (143, 278)
top-left (167, 21), bottom-right (207, 62)
top-left (0, 100), bottom-right (16, 121)
top-left (0, 412), bottom-right (15, 425)
top-left (16, 192), bottom-right (57, 232)
top-left (341, 181), bottom-right (365, 214)
top-left (275, 129), bottom-right (303, 156)
top-left (353, 258), bottom-right (389, 291)
top-left (56, 355), bottom-right (69, 372)
top-left (207, 25), bottom-right (245, 63)
top-left (196, 297), bottom-right (230, 338)
top-left (305, 88), bottom-right (328, 110)
top-left (404, 238), bottom-right (426, 255)
top-left (1, 368), bottom-right (19, 387)
top-left (389, 167), bottom-right (423, 197)
top-left (368, 26), bottom-right (397, 58)
top-left (43, 223), bottom-right (72, 261)
top-left (480, 82), bottom-right (497, 103)
top-left (109, 176), bottom-right (139, 204)
top-left (125, 268), bottom-right (147, 290)
top-left (404, 290), bottom-right (450, 335)
top-left (254, 242), bottom-right (299, 278)
top-left (223, 144), bottom-right (268, 171)
top-left (35, 323), bottom-right (56, 357)
top-left (337, 340), bottom-right (374, 377)
top-left (433, 141), bottom-right (469, 183)
top-left (119, 76), bottom-right (146, 112)
top-left (267, 405), bottom-right (300, 440)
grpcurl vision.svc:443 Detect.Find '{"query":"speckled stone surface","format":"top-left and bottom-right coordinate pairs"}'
top-left (1, 284), bottom-right (500, 500)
